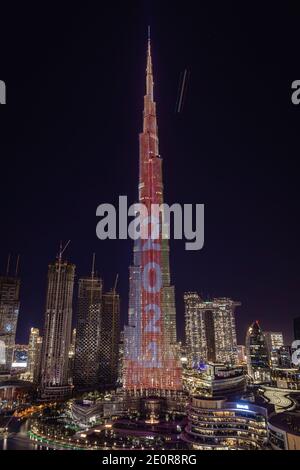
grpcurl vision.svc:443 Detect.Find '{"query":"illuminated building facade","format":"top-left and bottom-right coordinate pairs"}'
top-left (237, 345), bottom-right (247, 364)
top-left (70, 328), bottom-right (76, 358)
top-left (183, 363), bottom-right (246, 398)
top-left (123, 35), bottom-right (181, 394)
top-left (294, 316), bottom-right (300, 340)
top-left (184, 293), bottom-right (207, 366)
top-left (0, 274), bottom-right (20, 374)
top-left (264, 331), bottom-right (284, 367)
top-left (117, 329), bottom-right (124, 385)
top-left (70, 396), bottom-right (124, 426)
top-left (74, 273), bottom-right (120, 390)
top-left (184, 293), bottom-right (239, 367)
top-left (27, 328), bottom-right (40, 381)
top-left (270, 367), bottom-right (300, 390)
top-left (245, 321), bottom-right (270, 383)
top-left (269, 412), bottom-right (300, 450)
top-left (40, 257), bottom-right (75, 399)
top-left (11, 344), bottom-right (28, 370)
top-left (100, 289), bottom-right (120, 386)
top-left (278, 346), bottom-right (291, 368)
top-left (213, 298), bottom-right (239, 364)
top-left (182, 396), bottom-right (268, 450)
top-left (27, 327), bottom-right (43, 383)
top-left (74, 275), bottom-right (102, 391)
top-left (68, 327), bottom-right (76, 384)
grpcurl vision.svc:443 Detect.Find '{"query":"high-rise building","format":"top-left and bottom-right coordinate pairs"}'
top-left (39, 253), bottom-right (75, 399)
top-left (70, 328), bottom-right (76, 357)
top-left (27, 327), bottom-right (42, 382)
top-left (74, 273), bottom-right (102, 391)
top-left (278, 345), bottom-right (291, 368)
top-left (213, 298), bottom-right (239, 364)
top-left (117, 329), bottom-right (125, 385)
top-left (123, 34), bottom-right (182, 394)
top-left (100, 289), bottom-right (120, 386)
top-left (26, 330), bottom-right (43, 384)
top-left (245, 321), bottom-right (270, 383)
top-left (183, 363), bottom-right (246, 398)
top-left (11, 344), bottom-right (28, 371)
top-left (34, 336), bottom-right (43, 383)
top-left (0, 268), bottom-right (20, 374)
top-left (184, 293), bottom-right (239, 367)
top-left (264, 331), bottom-right (284, 367)
top-left (184, 293), bottom-right (207, 366)
top-left (294, 316), bottom-right (300, 340)
top-left (68, 327), bottom-right (76, 385)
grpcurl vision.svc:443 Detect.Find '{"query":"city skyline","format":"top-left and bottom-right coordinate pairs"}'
top-left (1, 3), bottom-right (300, 455)
top-left (1, 3), bottom-right (299, 346)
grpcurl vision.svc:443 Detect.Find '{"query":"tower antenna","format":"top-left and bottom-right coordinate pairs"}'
top-left (15, 254), bottom-right (20, 277)
top-left (113, 273), bottom-right (119, 293)
top-left (58, 240), bottom-right (71, 262)
top-left (6, 253), bottom-right (11, 276)
top-left (148, 25), bottom-right (151, 41)
top-left (91, 252), bottom-right (96, 279)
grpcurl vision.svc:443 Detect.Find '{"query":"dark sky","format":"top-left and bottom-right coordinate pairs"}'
top-left (1, 2), bottom-right (300, 346)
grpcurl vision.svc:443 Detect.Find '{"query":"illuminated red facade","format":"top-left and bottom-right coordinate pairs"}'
top-left (124, 37), bottom-right (182, 394)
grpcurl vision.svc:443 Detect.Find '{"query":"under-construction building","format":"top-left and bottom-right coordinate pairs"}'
top-left (39, 254), bottom-right (75, 399)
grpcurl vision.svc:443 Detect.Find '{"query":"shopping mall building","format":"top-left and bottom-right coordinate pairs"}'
top-left (181, 396), bottom-right (269, 450)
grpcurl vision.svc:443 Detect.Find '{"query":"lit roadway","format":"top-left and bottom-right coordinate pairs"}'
top-left (261, 386), bottom-right (297, 413)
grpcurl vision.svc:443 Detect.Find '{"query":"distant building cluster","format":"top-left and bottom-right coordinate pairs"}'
top-left (1, 34), bottom-right (300, 451)
top-left (0, 253), bottom-right (120, 401)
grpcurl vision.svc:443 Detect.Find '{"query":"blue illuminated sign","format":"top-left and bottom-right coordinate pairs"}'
top-left (236, 403), bottom-right (249, 410)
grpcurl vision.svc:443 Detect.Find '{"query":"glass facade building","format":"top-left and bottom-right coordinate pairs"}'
top-left (264, 331), bottom-right (284, 367)
top-left (74, 276), bottom-right (102, 391)
top-left (40, 259), bottom-right (75, 399)
top-left (245, 321), bottom-right (270, 383)
top-left (123, 36), bottom-right (181, 394)
top-left (27, 327), bottom-right (42, 383)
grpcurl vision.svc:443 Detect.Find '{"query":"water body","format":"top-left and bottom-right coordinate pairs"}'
top-left (1, 418), bottom-right (41, 450)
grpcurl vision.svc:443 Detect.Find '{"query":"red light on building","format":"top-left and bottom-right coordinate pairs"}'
top-left (124, 36), bottom-right (182, 394)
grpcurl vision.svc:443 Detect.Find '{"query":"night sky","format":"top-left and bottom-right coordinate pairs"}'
top-left (1, 2), bottom-right (300, 346)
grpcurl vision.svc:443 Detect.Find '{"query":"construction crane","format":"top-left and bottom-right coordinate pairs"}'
top-left (113, 274), bottom-right (119, 293)
top-left (110, 274), bottom-right (119, 385)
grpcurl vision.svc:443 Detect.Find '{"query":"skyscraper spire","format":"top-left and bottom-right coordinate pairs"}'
top-left (143, 27), bottom-right (159, 158)
top-left (146, 26), bottom-right (153, 101)
top-left (146, 27), bottom-right (153, 101)
top-left (91, 252), bottom-right (96, 278)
